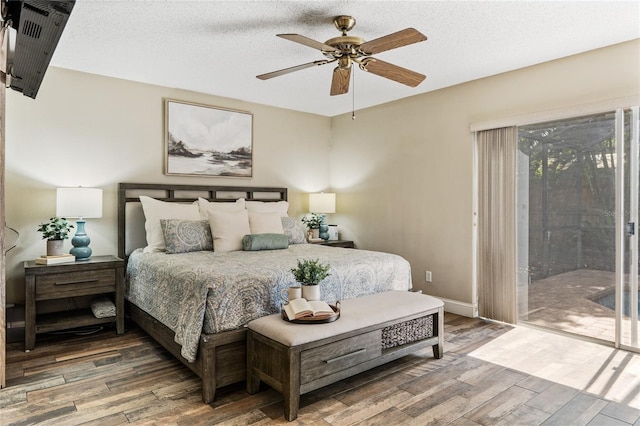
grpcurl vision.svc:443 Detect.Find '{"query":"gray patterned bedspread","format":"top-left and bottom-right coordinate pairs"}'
top-left (125, 244), bottom-right (411, 362)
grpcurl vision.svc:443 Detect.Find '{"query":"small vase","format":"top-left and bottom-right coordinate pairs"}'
top-left (311, 228), bottom-right (320, 239)
top-left (319, 223), bottom-right (329, 240)
top-left (302, 285), bottom-right (321, 301)
top-left (46, 239), bottom-right (65, 256)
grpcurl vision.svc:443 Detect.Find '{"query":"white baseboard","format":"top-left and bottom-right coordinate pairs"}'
top-left (438, 297), bottom-right (477, 318)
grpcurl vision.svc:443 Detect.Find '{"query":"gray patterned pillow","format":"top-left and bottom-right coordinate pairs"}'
top-left (160, 219), bottom-right (213, 254)
top-left (281, 217), bottom-right (308, 244)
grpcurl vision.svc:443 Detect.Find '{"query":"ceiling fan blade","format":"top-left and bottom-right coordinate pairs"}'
top-left (277, 34), bottom-right (337, 52)
top-left (360, 28), bottom-right (427, 55)
top-left (330, 67), bottom-right (351, 96)
top-left (362, 58), bottom-right (425, 87)
top-left (257, 60), bottom-right (330, 80)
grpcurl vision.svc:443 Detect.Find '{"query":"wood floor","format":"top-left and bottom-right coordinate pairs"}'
top-left (2, 314), bottom-right (640, 425)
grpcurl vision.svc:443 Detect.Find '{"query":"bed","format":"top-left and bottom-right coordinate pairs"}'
top-left (118, 182), bottom-right (412, 402)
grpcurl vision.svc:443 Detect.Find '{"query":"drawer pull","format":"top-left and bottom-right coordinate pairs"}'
top-left (325, 348), bottom-right (366, 364)
top-left (55, 279), bottom-right (99, 286)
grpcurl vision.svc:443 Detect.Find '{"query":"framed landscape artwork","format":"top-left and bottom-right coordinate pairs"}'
top-left (164, 99), bottom-right (253, 177)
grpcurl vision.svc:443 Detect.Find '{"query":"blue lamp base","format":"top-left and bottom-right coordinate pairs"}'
top-left (70, 220), bottom-right (92, 261)
top-left (318, 214), bottom-right (330, 240)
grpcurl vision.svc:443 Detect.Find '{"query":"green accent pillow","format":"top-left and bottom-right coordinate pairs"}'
top-left (242, 233), bottom-right (289, 251)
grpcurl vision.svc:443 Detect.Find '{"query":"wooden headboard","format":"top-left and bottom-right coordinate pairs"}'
top-left (117, 182), bottom-right (288, 260)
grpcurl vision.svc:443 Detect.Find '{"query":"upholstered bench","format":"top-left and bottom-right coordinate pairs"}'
top-left (246, 290), bottom-right (444, 421)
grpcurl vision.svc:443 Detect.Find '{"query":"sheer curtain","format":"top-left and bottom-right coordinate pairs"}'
top-left (0, 25), bottom-right (6, 388)
top-left (477, 127), bottom-right (517, 323)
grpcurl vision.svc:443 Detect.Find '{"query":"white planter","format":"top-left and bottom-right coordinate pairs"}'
top-left (301, 285), bottom-right (321, 301)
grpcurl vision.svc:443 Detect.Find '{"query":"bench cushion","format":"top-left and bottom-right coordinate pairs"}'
top-left (247, 290), bottom-right (443, 347)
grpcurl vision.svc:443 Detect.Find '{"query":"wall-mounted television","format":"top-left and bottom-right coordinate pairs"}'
top-left (2, 0), bottom-right (75, 99)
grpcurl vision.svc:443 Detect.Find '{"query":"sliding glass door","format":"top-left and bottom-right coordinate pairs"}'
top-left (619, 107), bottom-right (640, 349)
top-left (516, 108), bottom-right (640, 350)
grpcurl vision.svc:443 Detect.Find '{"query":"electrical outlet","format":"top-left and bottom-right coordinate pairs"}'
top-left (425, 271), bottom-right (432, 282)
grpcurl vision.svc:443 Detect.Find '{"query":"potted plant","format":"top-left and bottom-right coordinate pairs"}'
top-left (301, 213), bottom-right (323, 240)
top-left (37, 217), bottom-right (74, 256)
top-left (290, 258), bottom-right (331, 301)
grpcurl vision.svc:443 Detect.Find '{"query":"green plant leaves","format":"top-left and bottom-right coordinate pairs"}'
top-left (37, 217), bottom-right (74, 240)
top-left (290, 258), bottom-right (331, 285)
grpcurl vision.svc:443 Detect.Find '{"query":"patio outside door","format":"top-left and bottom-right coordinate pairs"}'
top-left (516, 108), bottom-right (640, 351)
top-left (617, 108), bottom-right (640, 350)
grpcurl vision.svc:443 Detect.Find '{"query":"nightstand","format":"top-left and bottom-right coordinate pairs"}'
top-left (24, 255), bottom-right (125, 351)
top-left (311, 240), bottom-right (355, 248)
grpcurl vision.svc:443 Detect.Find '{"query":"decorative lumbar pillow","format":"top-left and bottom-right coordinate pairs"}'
top-left (160, 219), bottom-right (213, 254)
top-left (248, 211), bottom-right (285, 234)
top-left (208, 209), bottom-right (251, 252)
top-left (139, 196), bottom-right (200, 253)
top-left (197, 197), bottom-right (245, 220)
top-left (242, 233), bottom-right (290, 251)
top-left (245, 200), bottom-right (289, 217)
top-left (281, 217), bottom-right (308, 244)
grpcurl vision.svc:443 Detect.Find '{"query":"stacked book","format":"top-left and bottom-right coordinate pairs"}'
top-left (35, 254), bottom-right (75, 265)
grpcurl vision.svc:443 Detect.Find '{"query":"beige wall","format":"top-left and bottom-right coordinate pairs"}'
top-left (4, 40), bottom-right (640, 312)
top-left (5, 67), bottom-right (331, 303)
top-left (330, 40), bottom-right (640, 308)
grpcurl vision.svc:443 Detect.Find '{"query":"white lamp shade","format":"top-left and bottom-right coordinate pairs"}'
top-left (309, 193), bottom-right (336, 214)
top-left (56, 187), bottom-right (103, 219)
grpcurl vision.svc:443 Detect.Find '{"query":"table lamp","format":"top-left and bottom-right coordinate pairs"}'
top-left (309, 193), bottom-right (336, 240)
top-left (56, 187), bottom-right (103, 260)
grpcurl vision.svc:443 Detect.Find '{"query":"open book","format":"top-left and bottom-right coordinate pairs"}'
top-left (283, 298), bottom-right (336, 320)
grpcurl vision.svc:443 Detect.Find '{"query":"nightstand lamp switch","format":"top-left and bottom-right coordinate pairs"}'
top-left (56, 187), bottom-right (103, 261)
top-left (309, 192), bottom-right (336, 241)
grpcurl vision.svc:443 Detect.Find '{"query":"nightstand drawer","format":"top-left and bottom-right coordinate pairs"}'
top-left (300, 330), bottom-right (382, 384)
top-left (35, 269), bottom-right (116, 300)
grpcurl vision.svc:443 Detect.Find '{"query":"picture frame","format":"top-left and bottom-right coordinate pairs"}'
top-left (164, 99), bottom-right (253, 177)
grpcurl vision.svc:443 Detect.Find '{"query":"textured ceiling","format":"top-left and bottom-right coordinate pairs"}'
top-left (50, 1), bottom-right (640, 117)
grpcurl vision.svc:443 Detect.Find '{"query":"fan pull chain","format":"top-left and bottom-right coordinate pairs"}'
top-left (351, 66), bottom-right (356, 120)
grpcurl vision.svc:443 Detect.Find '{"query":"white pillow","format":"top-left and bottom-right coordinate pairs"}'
top-left (197, 197), bottom-right (246, 220)
top-left (139, 196), bottom-right (200, 253)
top-left (248, 211), bottom-right (285, 234)
top-left (245, 200), bottom-right (289, 217)
top-left (208, 209), bottom-right (251, 252)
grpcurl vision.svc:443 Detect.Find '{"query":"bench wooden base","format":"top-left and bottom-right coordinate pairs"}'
top-left (246, 291), bottom-right (444, 421)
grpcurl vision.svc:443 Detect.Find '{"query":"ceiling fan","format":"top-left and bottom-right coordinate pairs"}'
top-left (257, 15), bottom-right (427, 96)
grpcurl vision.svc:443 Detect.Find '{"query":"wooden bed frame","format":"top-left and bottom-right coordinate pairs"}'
top-left (117, 182), bottom-right (288, 403)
